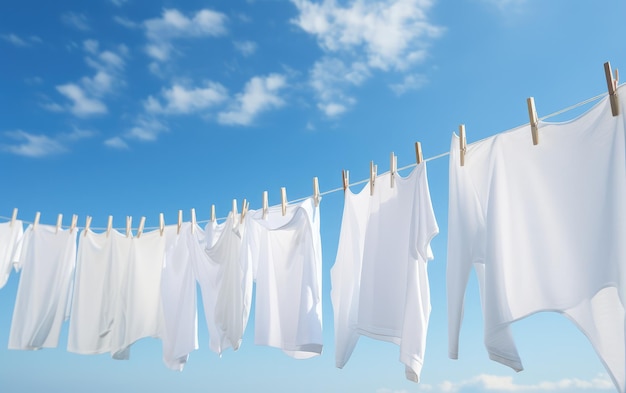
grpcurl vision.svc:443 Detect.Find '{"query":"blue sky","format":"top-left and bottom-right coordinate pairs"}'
top-left (0, 0), bottom-right (625, 392)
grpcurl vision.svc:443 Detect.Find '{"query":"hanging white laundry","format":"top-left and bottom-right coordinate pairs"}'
top-left (8, 224), bottom-right (77, 350)
top-left (331, 164), bottom-right (439, 382)
top-left (243, 198), bottom-right (323, 359)
top-left (204, 212), bottom-right (250, 354)
top-left (160, 223), bottom-right (198, 370)
top-left (67, 229), bottom-right (129, 354)
top-left (110, 230), bottom-right (166, 360)
top-left (447, 87), bottom-right (626, 393)
top-left (0, 220), bottom-right (24, 289)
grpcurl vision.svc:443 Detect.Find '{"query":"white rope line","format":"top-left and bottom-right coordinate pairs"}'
top-left (0, 90), bottom-right (612, 230)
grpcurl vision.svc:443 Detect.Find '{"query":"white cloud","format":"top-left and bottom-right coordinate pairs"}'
top-left (143, 8), bottom-right (228, 62)
top-left (114, 16), bottom-right (139, 29)
top-left (234, 40), bottom-right (257, 56)
top-left (291, 0), bottom-right (442, 71)
top-left (83, 39), bottom-right (99, 54)
top-left (482, 0), bottom-right (527, 11)
top-left (61, 12), bottom-right (91, 31)
top-left (218, 74), bottom-right (287, 126)
top-left (309, 57), bottom-right (364, 117)
top-left (425, 374), bottom-right (614, 392)
top-left (145, 82), bottom-right (228, 115)
top-left (56, 84), bottom-right (107, 117)
top-left (126, 117), bottom-right (168, 141)
top-left (2, 128), bottom-right (96, 157)
top-left (110, 0), bottom-right (129, 6)
top-left (389, 73), bottom-right (428, 95)
top-left (24, 76), bottom-right (43, 85)
top-left (104, 136), bottom-right (129, 149)
top-left (1, 33), bottom-right (41, 47)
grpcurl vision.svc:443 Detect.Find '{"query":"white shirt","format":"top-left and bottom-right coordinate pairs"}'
top-left (0, 220), bottom-right (24, 289)
top-left (447, 87), bottom-right (626, 393)
top-left (243, 198), bottom-right (323, 359)
top-left (161, 223), bottom-right (198, 370)
top-left (9, 224), bottom-right (77, 350)
top-left (331, 164), bottom-right (438, 382)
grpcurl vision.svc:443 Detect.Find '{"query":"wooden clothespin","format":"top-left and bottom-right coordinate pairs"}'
top-left (240, 199), bottom-right (248, 224)
top-left (232, 199), bottom-right (238, 218)
top-left (280, 187), bottom-right (287, 216)
top-left (527, 97), bottom-right (539, 145)
top-left (126, 216), bottom-right (132, 238)
top-left (33, 212), bottom-right (40, 230)
top-left (415, 142), bottom-right (423, 164)
top-left (313, 177), bottom-right (320, 207)
top-left (159, 213), bottom-right (164, 236)
top-left (342, 170), bottom-right (349, 193)
top-left (56, 214), bottom-right (63, 234)
top-left (604, 61), bottom-right (620, 116)
top-left (177, 210), bottom-right (183, 235)
top-left (369, 161), bottom-right (377, 196)
top-left (459, 124), bottom-right (467, 167)
top-left (211, 205), bottom-right (216, 223)
top-left (191, 208), bottom-right (196, 234)
top-left (70, 214), bottom-right (78, 234)
top-left (390, 152), bottom-right (397, 188)
top-left (10, 208), bottom-right (17, 227)
top-left (106, 215), bottom-right (113, 237)
top-left (84, 216), bottom-right (92, 237)
top-left (136, 216), bottom-right (145, 238)
top-left (262, 191), bottom-right (268, 220)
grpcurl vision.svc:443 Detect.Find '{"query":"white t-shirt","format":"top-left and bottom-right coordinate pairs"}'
top-left (447, 87), bottom-right (626, 393)
top-left (111, 230), bottom-right (166, 360)
top-left (68, 229), bottom-right (128, 354)
top-left (243, 198), bottom-right (323, 359)
top-left (331, 164), bottom-right (438, 382)
top-left (161, 223), bottom-right (198, 370)
top-left (9, 224), bottom-right (77, 350)
top-left (0, 220), bottom-right (24, 289)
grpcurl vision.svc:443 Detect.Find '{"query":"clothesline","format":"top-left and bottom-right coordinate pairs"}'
top-left (0, 90), bottom-right (610, 231)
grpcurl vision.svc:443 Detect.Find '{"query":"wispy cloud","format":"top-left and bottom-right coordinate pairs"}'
top-left (1, 33), bottom-right (42, 47)
top-left (113, 16), bottom-right (139, 29)
top-left (1, 127), bottom-right (96, 158)
top-left (291, 0), bottom-right (442, 116)
top-left (104, 136), bottom-right (129, 149)
top-left (110, 0), bottom-right (129, 6)
top-left (481, 0), bottom-right (527, 11)
top-left (145, 82), bottom-right (228, 115)
top-left (234, 40), bottom-right (257, 57)
top-left (125, 116), bottom-right (168, 142)
top-left (143, 8), bottom-right (228, 63)
top-left (415, 374), bottom-right (614, 392)
top-left (51, 40), bottom-right (127, 117)
top-left (309, 57), bottom-right (365, 117)
top-left (218, 74), bottom-right (287, 126)
top-left (61, 12), bottom-right (91, 31)
top-left (389, 73), bottom-right (428, 95)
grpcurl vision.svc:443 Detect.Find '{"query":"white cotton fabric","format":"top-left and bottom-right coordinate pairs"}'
top-left (111, 230), bottom-right (166, 360)
top-left (0, 220), bottom-right (24, 289)
top-left (160, 223), bottom-right (198, 370)
top-left (67, 229), bottom-right (129, 354)
top-left (9, 224), bottom-right (77, 350)
top-left (331, 164), bottom-right (439, 382)
top-left (243, 198), bottom-right (323, 359)
top-left (447, 87), bottom-right (626, 393)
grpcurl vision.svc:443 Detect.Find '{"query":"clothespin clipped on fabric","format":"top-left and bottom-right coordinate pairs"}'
top-left (106, 216), bottom-right (113, 237)
top-left (342, 170), bottom-right (349, 193)
top-left (390, 152), bottom-right (397, 188)
top-left (527, 97), bottom-right (539, 145)
top-left (415, 142), bottom-right (423, 164)
top-left (136, 216), bottom-right (145, 238)
top-left (369, 161), bottom-right (377, 196)
top-left (313, 177), bottom-right (320, 207)
top-left (177, 210), bottom-right (183, 235)
top-left (10, 208), bottom-right (18, 227)
top-left (191, 208), bottom-right (196, 234)
top-left (240, 199), bottom-right (249, 224)
top-left (70, 214), bottom-right (78, 234)
top-left (84, 216), bottom-right (92, 237)
top-left (126, 216), bottom-right (133, 238)
top-left (281, 187), bottom-right (287, 216)
top-left (262, 191), bottom-right (269, 220)
top-left (232, 199), bottom-right (238, 218)
top-left (159, 213), bottom-right (164, 236)
top-left (33, 212), bottom-right (41, 230)
top-left (55, 214), bottom-right (63, 234)
top-left (211, 205), bottom-right (216, 223)
top-left (459, 124), bottom-right (467, 167)
top-left (604, 61), bottom-right (620, 116)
